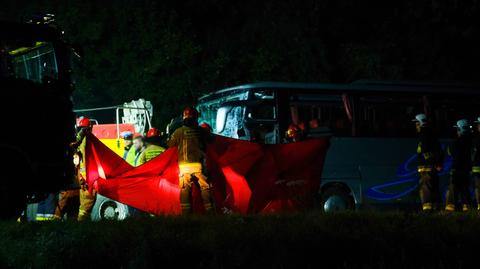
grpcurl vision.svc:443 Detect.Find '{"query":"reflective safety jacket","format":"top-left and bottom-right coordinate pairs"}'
top-left (447, 134), bottom-right (473, 173)
top-left (416, 127), bottom-right (443, 172)
top-left (137, 144), bottom-right (165, 166)
top-left (124, 147), bottom-right (136, 166)
top-left (472, 134), bottom-right (480, 173)
top-left (167, 125), bottom-right (211, 164)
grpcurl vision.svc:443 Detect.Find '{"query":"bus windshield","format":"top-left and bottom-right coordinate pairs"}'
top-left (9, 42), bottom-right (58, 83)
top-left (2, 41), bottom-right (58, 83)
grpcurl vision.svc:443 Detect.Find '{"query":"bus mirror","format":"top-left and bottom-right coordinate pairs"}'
top-left (216, 106), bottom-right (232, 133)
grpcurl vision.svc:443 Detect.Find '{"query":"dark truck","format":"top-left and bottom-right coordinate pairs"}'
top-left (0, 18), bottom-right (75, 219)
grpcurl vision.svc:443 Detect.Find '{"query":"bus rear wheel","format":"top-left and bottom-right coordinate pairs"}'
top-left (320, 186), bottom-right (354, 213)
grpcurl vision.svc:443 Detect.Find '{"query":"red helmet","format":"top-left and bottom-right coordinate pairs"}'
top-left (200, 122), bottom-right (212, 133)
top-left (76, 117), bottom-right (90, 128)
top-left (183, 106), bottom-right (199, 120)
top-left (286, 123), bottom-right (301, 139)
top-left (147, 127), bottom-right (160, 138)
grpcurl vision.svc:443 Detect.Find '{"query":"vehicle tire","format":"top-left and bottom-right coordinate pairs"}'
top-left (320, 186), bottom-right (355, 213)
top-left (0, 147), bottom-right (30, 220)
top-left (91, 194), bottom-right (131, 221)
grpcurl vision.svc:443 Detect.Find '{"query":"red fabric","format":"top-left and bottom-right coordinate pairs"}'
top-left (86, 133), bottom-right (329, 215)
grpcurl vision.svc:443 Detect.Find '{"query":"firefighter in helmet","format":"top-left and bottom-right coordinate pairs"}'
top-left (167, 106), bottom-right (214, 214)
top-left (200, 122), bottom-right (212, 133)
top-left (445, 119), bottom-right (473, 211)
top-left (137, 128), bottom-right (165, 166)
top-left (472, 117), bottom-right (480, 210)
top-left (285, 123), bottom-right (304, 143)
top-left (71, 116), bottom-right (97, 221)
top-left (413, 113), bottom-right (443, 211)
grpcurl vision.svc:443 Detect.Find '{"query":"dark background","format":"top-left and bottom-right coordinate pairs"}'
top-left (2, 0), bottom-right (479, 127)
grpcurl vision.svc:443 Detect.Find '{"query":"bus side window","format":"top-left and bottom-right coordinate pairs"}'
top-left (432, 97), bottom-right (479, 138)
top-left (357, 96), bottom-right (420, 138)
top-left (290, 101), bottom-right (351, 137)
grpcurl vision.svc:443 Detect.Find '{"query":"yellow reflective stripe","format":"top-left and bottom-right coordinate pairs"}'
top-left (179, 163), bottom-right (202, 169)
top-left (445, 204), bottom-right (455, 211)
top-left (418, 167), bottom-right (433, 172)
top-left (422, 203), bottom-right (432, 210)
top-left (179, 163), bottom-right (202, 174)
top-left (462, 204), bottom-right (469, 211)
top-left (8, 41), bottom-right (47, 56)
top-left (36, 213), bottom-right (55, 219)
top-left (472, 166), bottom-right (480, 173)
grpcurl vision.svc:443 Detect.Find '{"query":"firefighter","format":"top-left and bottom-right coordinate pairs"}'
top-left (54, 151), bottom-right (81, 220)
top-left (121, 131), bottom-right (136, 165)
top-left (445, 119), bottom-right (473, 212)
top-left (71, 116), bottom-right (97, 221)
top-left (137, 128), bottom-right (165, 165)
top-left (472, 117), bottom-right (480, 210)
top-left (167, 106), bottom-right (214, 214)
top-left (200, 122), bottom-right (212, 133)
top-left (132, 133), bottom-right (145, 167)
top-left (284, 123), bottom-right (304, 143)
top-left (413, 113), bottom-right (443, 211)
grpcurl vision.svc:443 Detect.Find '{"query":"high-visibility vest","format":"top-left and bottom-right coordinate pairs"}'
top-left (124, 147), bottom-right (136, 166)
top-left (138, 144), bottom-right (165, 166)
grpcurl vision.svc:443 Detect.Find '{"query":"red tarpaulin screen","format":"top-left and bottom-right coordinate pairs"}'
top-left (85, 133), bottom-right (330, 215)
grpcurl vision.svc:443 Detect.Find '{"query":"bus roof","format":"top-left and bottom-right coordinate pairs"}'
top-left (198, 81), bottom-right (480, 102)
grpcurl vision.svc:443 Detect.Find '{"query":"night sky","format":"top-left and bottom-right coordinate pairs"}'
top-left (2, 0), bottom-right (479, 126)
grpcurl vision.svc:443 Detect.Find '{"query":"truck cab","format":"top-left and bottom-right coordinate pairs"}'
top-left (0, 19), bottom-right (75, 218)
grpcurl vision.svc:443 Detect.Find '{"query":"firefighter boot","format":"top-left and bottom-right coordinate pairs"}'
top-left (445, 204), bottom-right (455, 212)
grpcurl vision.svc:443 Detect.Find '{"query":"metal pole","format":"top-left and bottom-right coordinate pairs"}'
top-left (116, 107), bottom-right (120, 149)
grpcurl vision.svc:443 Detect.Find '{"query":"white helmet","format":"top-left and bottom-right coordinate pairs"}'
top-left (412, 113), bottom-right (428, 126)
top-left (453, 119), bottom-right (471, 135)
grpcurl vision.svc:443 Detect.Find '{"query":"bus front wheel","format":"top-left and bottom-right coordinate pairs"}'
top-left (320, 186), bottom-right (354, 213)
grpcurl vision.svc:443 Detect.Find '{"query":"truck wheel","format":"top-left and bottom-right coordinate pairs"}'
top-left (321, 186), bottom-right (354, 213)
top-left (91, 194), bottom-right (130, 221)
top-left (0, 147), bottom-right (30, 219)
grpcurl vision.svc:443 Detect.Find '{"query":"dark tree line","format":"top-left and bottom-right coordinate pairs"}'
top-left (2, 0), bottom-right (479, 127)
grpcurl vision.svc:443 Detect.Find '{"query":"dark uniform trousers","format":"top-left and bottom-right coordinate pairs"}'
top-left (473, 167), bottom-right (480, 210)
top-left (54, 190), bottom-right (80, 220)
top-left (418, 168), bottom-right (440, 211)
top-left (445, 170), bottom-right (472, 211)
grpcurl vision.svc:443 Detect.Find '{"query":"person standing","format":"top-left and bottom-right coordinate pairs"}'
top-left (167, 106), bottom-right (214, 214)
top-left (54, 151), bottom-right (81, 220)
top-left (121, 131), bottom-right (136, 165)
top-left (412, 113), bottom-right (443, 211)
top-left (71, 117), bottom-right (97, 221)
top-left (445, 119), bottom-right (473, 212)
top-left (137, 128), bottom-right (165, 165)
top-left (472, 117), bottom-right (480, 210)
top-left (132, 134), bottom-right (145, 167)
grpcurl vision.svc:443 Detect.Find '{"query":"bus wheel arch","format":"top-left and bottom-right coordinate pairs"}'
top-left (319, 182), bottom-right (355, 212)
